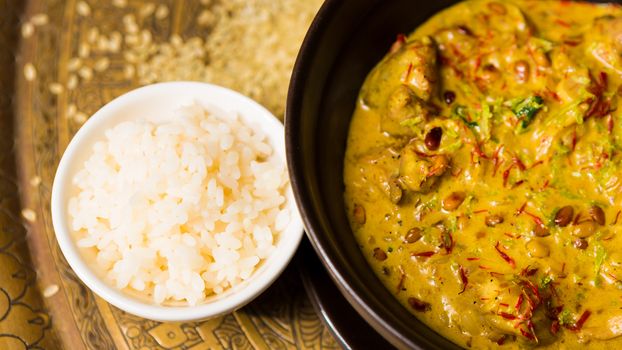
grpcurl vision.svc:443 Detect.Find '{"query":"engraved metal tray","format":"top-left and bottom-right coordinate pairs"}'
top-left (1, 0), bottom-right (338, 348)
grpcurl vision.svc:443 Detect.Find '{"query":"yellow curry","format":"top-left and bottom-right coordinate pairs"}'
top-left (343, 0), bottom-right (622, 348)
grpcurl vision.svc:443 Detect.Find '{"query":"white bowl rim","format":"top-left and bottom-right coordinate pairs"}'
top-left (51, 81), bottom-right (304, 322)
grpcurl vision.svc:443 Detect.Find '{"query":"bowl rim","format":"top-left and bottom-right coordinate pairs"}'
top-left (286, 1), bottom-right (433, 349)
top-left (51, 81), bottom-right (304, 322)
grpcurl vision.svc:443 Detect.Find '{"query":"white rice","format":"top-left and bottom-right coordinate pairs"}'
top-left (67, 102), bottom-right (290, 305)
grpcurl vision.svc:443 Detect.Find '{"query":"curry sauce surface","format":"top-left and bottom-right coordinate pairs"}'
top-left (344, 0), bottom-right (622, 348)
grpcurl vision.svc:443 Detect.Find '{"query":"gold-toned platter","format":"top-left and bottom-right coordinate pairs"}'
top-left (1, 0), bottom-right (340, 348)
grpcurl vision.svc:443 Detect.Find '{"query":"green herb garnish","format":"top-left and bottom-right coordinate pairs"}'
top-left (558, 309), bottom-right (573, 325)
top-left (452, 105), bottom-right (478, 127)
top-left (594, 243), bottom-right (607, 275)
top-left (539, 275), bottom-right (554, 289)
top-left (512, 95), bottom-right (544, 130)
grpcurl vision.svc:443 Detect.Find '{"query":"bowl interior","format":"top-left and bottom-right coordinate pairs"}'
top-left (52, 81), bottom-right (303, 322)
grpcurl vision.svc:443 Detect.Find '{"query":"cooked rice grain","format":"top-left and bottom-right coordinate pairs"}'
top-left (68, 102), bottom-right (289, 305)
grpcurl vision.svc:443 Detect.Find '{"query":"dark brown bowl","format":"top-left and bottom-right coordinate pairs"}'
top-left (285, 0), bottom-right (617, 349)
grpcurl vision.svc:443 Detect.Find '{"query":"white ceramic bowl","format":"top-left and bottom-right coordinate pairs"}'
top-left (51, 81), bottom-right (304, 322)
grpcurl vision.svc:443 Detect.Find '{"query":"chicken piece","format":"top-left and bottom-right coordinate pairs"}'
top-left (475, 1), bottom-right (530, 38)
top-left (398, 139), bottom-right (449, 193)
top-left (579, 311), bottom-right (622, 341)
top-left (586, 16), bottom-right (622, 75)
top-left (434, 26), bottom-right (478, 59)
top-left (601, 251), bottom-right (622, 285)
top-left (362, 36), bottom-right (439, 111)
top-left (435, 1), bottom-right (530, 49)
top-left (551, 49), bottom-right (592, 103)
top-left (381, 85), bottom-right (433, 137)
top-left (353, 146), bottom-right (404, 203)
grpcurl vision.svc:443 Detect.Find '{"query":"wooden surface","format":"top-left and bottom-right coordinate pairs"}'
top-left (1, 0), bottom-right (340, 349)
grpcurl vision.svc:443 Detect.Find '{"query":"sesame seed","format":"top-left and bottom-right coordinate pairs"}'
top-left (21, 208), bottom-right (36, 222)
top-left (77, 1), bottom-right (91, 17)
top-left (43, 284), bottom-right (60, 298)
top-left (21, 22), bottom-right (34, 38)
top-left (29, 176), bottom-right (42, 187)
top-left (49, 82), bottom-right (64, 95)
top-left (23, 63), bottom-right (36, 81)
top-left (31, 13), bottom-right (49, 26)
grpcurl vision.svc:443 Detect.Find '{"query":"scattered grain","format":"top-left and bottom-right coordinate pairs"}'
top-left (67, 57), bottom-right (82, 71)
top-left (197, 10), bottom-right (215, 27)
top-left (141, 30), bottom-right (152, 45)
top-left (79, 43), bottom-right (91, 58)
top-left (67, 74), bottom-right (78, 90)
top-left (77, 1), bottom-right (91, 17)
top-left (94, 57), bottom-right (110, 72)
top-left (21, 208), bottom-right (37, 222)
top-left (23, 63), bottom-right (36, 81)
top-left (78, 66), bottom-right (93, 81)
top-left (170, 34), bottom-right (182, 47)
top-left (74, 111), bottom-right (88, 123)
top-left (112, 0), bottom-right (127, 8)
top-left (21, 22), bottom-right (34, 38)
top-left (49, 82), bottom-right (64, 95)
top-left (139, 3), bottom-right (156, 18)
top-left (123, 51), bottom-right (137, 63)
top-left (123, 14), bottom-right (138, 34)
top-left (123, 64), bottom-right (135, 79)
top-left (109, 32), bottom-right (122, 52)
top-left (87, 27), bottom-right (99, 43)
top-left (31, 13), bottom-right (49, 26)
top-left (155, 4), bottom-right (169, 19)
top-left (67, 104), bottom-right (77, 117)
top-left (43, 284), bottom-right (60, 298)
top-left (63, 0), bottom-right (322, 119)
top-left (29, 176), bottom-right (42, 187)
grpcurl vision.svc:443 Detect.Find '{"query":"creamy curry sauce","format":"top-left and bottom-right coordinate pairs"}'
top-left (343, 0), bottom-right (622, 348)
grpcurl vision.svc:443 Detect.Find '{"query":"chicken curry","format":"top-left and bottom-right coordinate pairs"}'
top-left (344, 0), bottom-right (622, 348)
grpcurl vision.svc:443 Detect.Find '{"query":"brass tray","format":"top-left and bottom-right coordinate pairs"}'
top-left (2, 0), bottom-right (339, 348)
